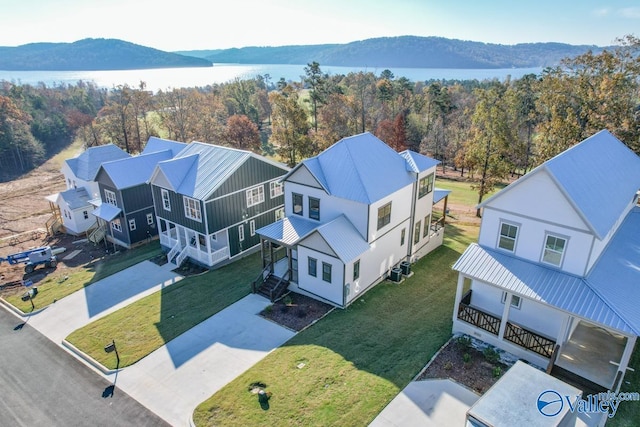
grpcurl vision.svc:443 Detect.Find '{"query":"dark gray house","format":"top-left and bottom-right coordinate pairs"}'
top-left (92, 138), bottom-right (187, 249)
top-left (148, 141), bottom-right (289, 268)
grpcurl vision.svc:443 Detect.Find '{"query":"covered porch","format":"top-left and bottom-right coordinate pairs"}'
top-left (158, 218), bottom-right (229, 268)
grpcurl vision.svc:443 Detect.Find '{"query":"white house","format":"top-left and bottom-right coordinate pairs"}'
top-left (452, 129), bottom-right (640, 392)
top-left (46, 144), bottom-right (130, 235)
top-left (256, 132), bottom-right (449, 307)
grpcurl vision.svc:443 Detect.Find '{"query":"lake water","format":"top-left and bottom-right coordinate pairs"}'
top-left (0, 64), bottom-right (543, 92)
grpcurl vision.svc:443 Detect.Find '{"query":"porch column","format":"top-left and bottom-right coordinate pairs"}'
top-left (497, 293), bottom-right (512, 341)
top-left (555, 315), bottom-right (572, 348)
top-left (442, 195), bottom-right (448, 225)
top-left (614, 335), bottom-right (637, 392)
top-left (452, 274), bottom-right (465, 323)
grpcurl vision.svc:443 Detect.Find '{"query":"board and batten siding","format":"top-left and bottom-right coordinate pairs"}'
top-left (124, 207), bottom-right (158, 243)
top-left (209, 157), bottom-right (289, 200)
top-left (151, 185), bottom-right (207, 234)
top-left (227, 209), bottom-right (279, 257)
top-left (121, 184), bottom-right (155, 213)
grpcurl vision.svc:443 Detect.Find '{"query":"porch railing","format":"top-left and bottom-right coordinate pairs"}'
top-left (252, 264), bottom-right (272, 294)
top-left (210, 247), bottom-right (229, 266)
top-left (504, 321), bottom-right (556, 358)
top-left (167, 241), bottom-right (181, 264)
top-left (457, 290), bottom-right (501, 335)
top-left (269, 269), bottom-right (290, 302)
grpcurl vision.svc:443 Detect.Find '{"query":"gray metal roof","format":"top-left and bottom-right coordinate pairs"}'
top-left (92, 203), bottom-right (122, 221)
top-left (256, 216), bottom-right (319, 247)
top-left (141, 136), bottom-right (187, 157)
top-left (58, 188), bottom-right (91, 210)
top-left (453, 243), bottom-right (634, 334)
top-left (304, 215), bottom-right (370, 262)
top-left (66, 144), bottom-right (130, 181)
top-left (100, 150), bottom-right (174, 189)
top-left (287, 133), bottom-right (439, 204)
top-left (587, 207), bottom-right (640, 335)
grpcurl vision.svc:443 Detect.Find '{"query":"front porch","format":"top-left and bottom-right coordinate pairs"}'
top-left (158, 219), bottom-right (230, 268)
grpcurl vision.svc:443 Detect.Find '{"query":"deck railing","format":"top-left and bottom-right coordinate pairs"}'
top-left (504, 321), bottom-right (556, 358)
top-left (457, 290), bottom-right (500, 335)
top-left (269, 269), bottom-right (290, 302)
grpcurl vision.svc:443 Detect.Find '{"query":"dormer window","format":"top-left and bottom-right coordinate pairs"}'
top-left (542, 234), bottom-right (567, 267)
top-left (498, 221), bottom-right (518, 252)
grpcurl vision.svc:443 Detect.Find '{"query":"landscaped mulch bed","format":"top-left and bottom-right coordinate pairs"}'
top-left (259, 292), bottom-right (334, 331)
top-left (417, 335), bottom-right (512, 394)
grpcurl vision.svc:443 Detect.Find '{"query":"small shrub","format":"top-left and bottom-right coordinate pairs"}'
top-left (456, 335), bottom-right (472, 350)
top-left (463, 353), bottom-right (471, 364)
top-left (283, 295), bottom-right (293, 306)
top-left (483, 347), bottom-right (500, 364)
top-left (264, 304), bottom-right (273, 314)
top-left (444, 361), bottom-right (453, 371)
top-left (492, 366), bottom-right (502, 378)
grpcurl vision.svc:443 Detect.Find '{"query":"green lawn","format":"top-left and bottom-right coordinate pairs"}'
top-left (192, 224), bottom-right (478, 426)
top-left (65, 252), bottom-right (262, 369)
top-left (435, 177), bottom-right (507, 209)
top-left (608, 347), bottom-right (640, 426)
top-left (4, 243), bottom-right (163, 312)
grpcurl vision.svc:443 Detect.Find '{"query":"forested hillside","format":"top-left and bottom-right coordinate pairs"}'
top-left (1, 35), bottom-right (638, 216)
top-left (188, 36), bottom-right (604, 68)
top-left (0, 38), bottom-right (212, 71)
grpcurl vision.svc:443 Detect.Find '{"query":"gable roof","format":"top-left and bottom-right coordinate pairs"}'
top-left (142, 136), bottom-right (188, 157)
top-left (99, 150), bottom-right (174, 190)
top-left (65, 144), bottom-right (130, 181)
top-left (152, 142), bottom-right (288, 200)
top-left (285, 133), bottom-right (439, 204)
top-left (480, 130), bottom-right (640, 239)
top-left (58, 188), bottom-right (91, 210)
top-left (302, 215), bottom-right (370, 263)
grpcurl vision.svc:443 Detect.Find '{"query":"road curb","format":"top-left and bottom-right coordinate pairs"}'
top-left (0, 297), bottom-right (48, 317)
top-left (62, 339), bottom-right (119, 375)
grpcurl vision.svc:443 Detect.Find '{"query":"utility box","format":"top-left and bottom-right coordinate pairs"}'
top-left (400, 261), bottom-right (411, 276)
top-left (390, 267), bottom-right (403, 282)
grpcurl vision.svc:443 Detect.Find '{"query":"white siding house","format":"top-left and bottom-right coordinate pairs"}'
top-left (452, 129), bottom-right (640, 392)
top-left (257, 132), bottom-right (449, 307)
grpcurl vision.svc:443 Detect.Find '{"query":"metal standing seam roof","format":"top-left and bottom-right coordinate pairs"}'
top-left (287, 133), bottom-right (440, 205)
top-left (100, 150), bottom-right (174, 189)
top-left (302, 215), bottom-right (370, 263)
top-left (399, 150), bottom-right (440, 173)
top-left (433, 188), bottom-right (451, 204)
top-left (256, 216), bottom-right (320, 246)
top-left (66, 144), bottom-right (130, 181)
top-left (58, 188), bottom-right (91, 210)
top-left (453, 243), bottom-right (634, 335)
top-left (141, 136), bottom-right (188, 157)
top-left (92, 203), bottom-right (122, 221)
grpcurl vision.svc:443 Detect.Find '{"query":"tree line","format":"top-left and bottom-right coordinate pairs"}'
top-left (1, 35), bottom-right (638, 211)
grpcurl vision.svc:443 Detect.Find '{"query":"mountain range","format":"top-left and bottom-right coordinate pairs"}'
top-left (0, 36), bottom-right (606, 71)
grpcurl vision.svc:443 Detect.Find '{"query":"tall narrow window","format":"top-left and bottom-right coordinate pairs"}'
top-left (309, 197), bottom-right (320, 220)
top-left (498, 222), bottom-right (518, 252)
top-left (104, 189), bottom-right (117, 206)
top-left (401, 228), bottom-right (406, 246)
top-left (542, 234), bottom-right (567, 266)
top-left (161, 188), bottom-right (171, 211)
top-left (246, 185), bottom-right (265, 207)
top-left (111, 218), bottom-right (122, 232)
top-left (129, 218), bottom-right (136, 231)
top-left (147, 213), bottom-right (154, 225)
top-left (270, 181), bottom-right (283, 198)
top-left (322, 262), bottom-right (332, 283)
top-left (353, 260), bottom-right (360, 281)
top-left (292, 193), bottom-right (303, 216)
top-left (183, 196), bottom-right (202, 222)
top-left (308, 257), bottom-right (317, 277)
top-left (83, 210), bottom-right (89, 219)
top-left (418, 174), bottom-right (435, 198)
top-left (377, 202), bottom-right (392, 230)
top-left (414, 221), bottom-right (421, 244)
top-left (423, 214), bottom-right (431, 238)
top-left (238, 224), bottom-right (245, 242)
top-left (275, 207), bottom-right (285, 221)
top-left (250, 220), bottom-right (256, 236)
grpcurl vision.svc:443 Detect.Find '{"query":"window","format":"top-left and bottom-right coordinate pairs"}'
top-left (401, 228), bottom-right (406, 245)
top-left (498, 222), bottom-right (518, 252)
top-left (377, 202), bottom-right (392, 230)
top-left (353, 260), bottom-right (360, 281)
top-left (246, 185), bottom-right (265, 207)
top-left (292, 193), bottom-right (303, 216)
top-left (501, 292), bottom-right (522, 309)
top-left (147, 213), bottom-right (154, 225)
top-left (104, 189), bottom-right (117, 206)
top-left (414, 221), bottom-right (421, 244)
top-left (250, 220), bottom-right (256, 236)
top-left (542, 234), bottom-right (567, 266)
top-left (423, 214), bottom-right (431, 238)
top-left (322, 262), bottom-right (332, 283)
top-left (161, 188), bottom-right (171, 211)
top-left (270, 181), bottom-right (283, 198)
top-left (112, 218), bottom-right (122, 232)
top-left (183, 196), bottom-right (202, 222)
top-left (129, 219), bottom-right (136, 231)
top-left (308, 257), bottom-right (317, 277)
top-left (238, 224), bottom-right (245, 241)
top-left (309, 197), bottom-right (320, 221)
top-left (418, 174), bottom-right (435, 198)
top-left (275, 207), bottom-right (285, 221)
top-left (83, 210), bottom-right (89, 220)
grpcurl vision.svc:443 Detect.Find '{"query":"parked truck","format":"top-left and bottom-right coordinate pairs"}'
top-left (0, 246), bottom-right (58, 273)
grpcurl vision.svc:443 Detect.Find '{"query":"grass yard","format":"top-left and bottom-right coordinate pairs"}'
top-left (608, 347), bottom-right (640, 426)
top-left (4, 243), bottom-right (162, 313)
top-left (435, 177), bottom-right (506, 209)
top-left (192, 224), bottom-right (478, 427)
top-left (65, 252), bottom-right (262, 369)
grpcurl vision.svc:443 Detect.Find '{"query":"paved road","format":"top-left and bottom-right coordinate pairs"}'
top-left (0, 307), bottom-right (169, 427)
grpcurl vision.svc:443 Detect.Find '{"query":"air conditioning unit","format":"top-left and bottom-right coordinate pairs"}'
top-left (390, 267), bottom-right (403, 282)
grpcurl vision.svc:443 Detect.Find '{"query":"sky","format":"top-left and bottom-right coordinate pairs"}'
top-left (0, 0), bottom-right (638, 51)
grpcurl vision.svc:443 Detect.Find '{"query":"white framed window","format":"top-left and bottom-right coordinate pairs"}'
top-left (418, 173), bottom-right (434, 198)
top-left (414, 220), bottom-right (421, 244)
top-left (161, 188), bottom-right (171, 211)
top-left (147, 213), bottom-right (154, 225)
top-left (292, 193), bottom-right (303, 215)
top-left (250, 220), bottom-right (256, 236)
top-left (498, 221), bottom-right (518, 252)
top-left (542, 234), bottom-right (567, 267)
top-left (129, 218), bottom-right (136, 231)
top-left (423, 214), bottom-right (431, 238)
top-left (83, 210), bottom-right (89, 219)
top-left (501, 292), bottom-right (522, 309)
top-left (183, 196), bottom-right (202, 222)
top-left (270, 181), bottom-right (283, 198)
top-left (377, 202), bottom-right (392, 230)
top-left (246, 185), bottom-right (265, 207)
top-left (104, 189), bottom-right (117, 206)
top-left (308, 257), bottom-right (317, 277)
top-left (238, 224), bottom-right (245, 242)
top-left (275, 207), bottom-right (285, 221)
top-left (309, 197), bottom-right (320, 221)
top-left (322, 262), bottom-right (332, 283)
top-left (112, 218), bottom-right (122, 232)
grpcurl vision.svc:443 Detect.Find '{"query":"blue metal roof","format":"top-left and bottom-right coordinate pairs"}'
top-left (92, 203), bottom-right (122, 221)
top-left (288, 133), bottom-right (439, 204)
top-left (142, 137), bottom-right (187, 157)
top-left (100, 150), bottom-right (174, 189)
top-left (433, 188), bottom-right (451, 204)
top-left (308, 215), bottom-right (370, 262)
top-left (66, 144), bottom-right (130, 181)
top-left (453, 243), bottom-right (634, 334)
top-left (256, 216), bottom-right (319, 246)
top-left (587, 207), bottom-right (640, 335)
top-left (58, 188), bottom-right (91, 210)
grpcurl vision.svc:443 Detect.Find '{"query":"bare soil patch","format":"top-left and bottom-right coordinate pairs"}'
top-left (259, 292), bottom-right (334, 331)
